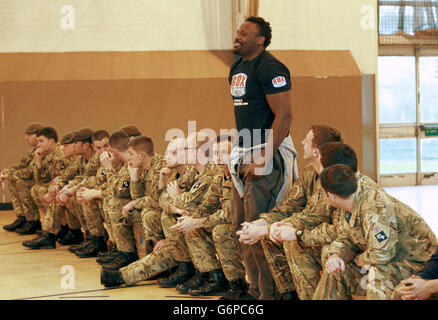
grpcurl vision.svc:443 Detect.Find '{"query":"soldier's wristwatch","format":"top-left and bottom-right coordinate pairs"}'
top-left (296, 229), bottom-right (303, 242)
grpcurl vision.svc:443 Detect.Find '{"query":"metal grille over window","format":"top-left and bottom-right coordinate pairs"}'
top-left (379, 0), bottom-right (438, 45)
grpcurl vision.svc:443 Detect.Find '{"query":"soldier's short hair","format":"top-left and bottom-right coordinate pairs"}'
top-left (109, 131), bottom-right (130, 152)
top-left (61, 132), bottom-right (76, 145)
top-left (25, 122), bottom-right (44, 135)
top-left (320, 164), bottom-right (357, 199)
top-left (129, 136), bottom-right (154, 156)
top-left (92, 130), bottom-right (110, 144)
top-left (37, 127), bottom-right (58, 143)
top-left (319, 142), bottom-right (357, 173)
top-left (120, 124), bottom-right (141, 138)
top-left (310, 124), bottom-right (342, 149)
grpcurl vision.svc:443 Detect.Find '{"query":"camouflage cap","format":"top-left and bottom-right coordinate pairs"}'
top-left (24, 122), bottom-right (44, 135)
top-left (61, 132), bottom-right (77, 145)
top-left (120, 124), bottom-right (141, 137)
top-left (74, 127), bottom-right (95, 142)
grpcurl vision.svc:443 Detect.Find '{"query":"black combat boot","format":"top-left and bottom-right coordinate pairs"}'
top-left (96, 247), bottom-right (120, 265)
top-left (68, 230), bottom-right (91, 253)
top-left (16, 220), bottom-right (41, 235)
top-left (279, 290), bottom-right (300, 300)
top-left (100, 268), bottom-right (125, 288)
top-left (219, 278), bottom-right (255, 300)
top-left (158, 262), bottom-right (195, 288)
top-left (3, 216), bottom-right (26, 232)
top-left (176, 271), bottom-right (210, 294)
top-left (58, 229), bottom-right (84, 245)
top-left (22, 232), bottom-right (56, 249)
top-left (101, 251), bottom-right (138, 270)
top-left (55, 225), bottom-right (70, 241)
top-left (190, 269), bottom-right (229, 296)
top-left (76, 236), bottom-right (107, 258)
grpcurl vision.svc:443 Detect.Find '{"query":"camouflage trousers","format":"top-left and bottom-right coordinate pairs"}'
top-left (313, 258), bottom-right (425, 300)
top-left (16, 179), bottom-right (40, 221)
top-left (81, 198), bottom-right (105, 237)
top-left (5, 178), bottom-right (33, 217)
top-left (120, 246), bottom-right (177, 285)
top-left (185, 227), bottom-right (221, 273)
top-left (65, 195), bottom-right (87, 231)
top-left (102, 196), bottom-right (116, 242)
top-left (142, 209), bottom-right (164, 246)
top-left (161, 210), bottom-right (191, 262)
top-left (283, 240), bottom-right (326, 300)
top-left (107, 197), bottom-right (137, 253)
top-left (212, 224), bottom-right (245, 281)
top-left (30, 184), bottom-right (68, 234)
top-left (262, 239), bottom-right (295, 294)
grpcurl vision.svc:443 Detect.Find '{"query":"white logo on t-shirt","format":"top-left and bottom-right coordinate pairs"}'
top-left (231, 73), bottom-right (248, 97)
top-left (272, 76), bottom-right (287, 88)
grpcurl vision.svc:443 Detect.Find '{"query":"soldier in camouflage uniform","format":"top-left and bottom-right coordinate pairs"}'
top-left (102, 136), bottom-right (167, 270)
top-left (268, 142), bottom-right (376, 299)
top-left (312, 164), bottom-right (437, 300)
top-left (236, 125), bottom-right (343, 299)
top-left (1, 123), bottom-right (43, 232)
top-left (94, 131), bottom-right (139, 269)
top-left (22, 132), bottom-right (79, 249)
top-left (100, 138), bottom-right (195, 287)
top-left (171, 135), bottom-right (247, 298)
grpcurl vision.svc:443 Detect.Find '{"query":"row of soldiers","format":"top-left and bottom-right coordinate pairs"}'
top-left (1, 122), bottom-right (437, 299)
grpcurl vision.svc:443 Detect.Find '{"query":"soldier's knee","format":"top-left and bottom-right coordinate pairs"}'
top-left (212, 224), bottom-right (233, 242)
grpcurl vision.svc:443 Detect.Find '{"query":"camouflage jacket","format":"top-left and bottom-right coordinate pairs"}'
top-left (5, 149), bottom-right (36, 182)
top-left (66, 152), bottom-right (101, 192)
top-left (159, 164), bottom-right (198, 213)
top-left (260, 164), bottom-right (319, 224)
top-left (200, 174), bottom-right (234, 230)
top-left (130, 153), bottom-right (167, 211)
top-left (33, 144), bottom-right (70, 185)
top-left (173, 162), bottom-right (222, 216)
top-left (328, 177), bottom-right (438, 265)
top-left (106, 164), bottom-right (131, 200)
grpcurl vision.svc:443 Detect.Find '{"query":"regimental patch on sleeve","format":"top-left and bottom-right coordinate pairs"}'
top-left (272, 76), bottom-right (287, 88)
top-left (123, 181), bottom-right (130, 188)
top-left (192, 182), bottom-right (201, 190)
top-left (102, 169), bottom-right (106, 176)
top-left (375, 231), bottom-right (388, 243)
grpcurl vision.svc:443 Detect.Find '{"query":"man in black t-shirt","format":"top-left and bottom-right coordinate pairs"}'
top-left (228, 16), bottom-right (297, 300)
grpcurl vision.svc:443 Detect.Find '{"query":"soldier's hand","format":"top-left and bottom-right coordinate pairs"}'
top-left (400, 276), bottom-right (433, 300)
top-left (122, 200), bottom-right (136, 219)
top-left (354, 253), bottom-right (366, 267)
top-left (158, 167), bottom-right (172, 190)
top-left (127, 165), bottom-right (139, 182)
top-left (100, 151), bottom-right (114, 170)
top-left (153, 239), bottom-right (169, 253)
top-left (167, 181), bottom-right (183, 199)
top-left (237, 222), bottom-right (269, 244)
top-left (269, 222), bottom-right (284, 243)
top-left (325, 255), bottom-right (345, 274)
top-left (56, 192), bottom-right (69, 206)
top-left (48, 184), bottom-right (60, 197)
top-left (42, 193), bottom-right (54, 205)
top-left (243, 163), bottom-right (265, 180)
top-left (171, 216), bottom-right (203, 233)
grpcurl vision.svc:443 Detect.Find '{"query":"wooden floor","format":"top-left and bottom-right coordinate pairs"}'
top-left (1, 185), bottom-right (437, 300)
top-left (0, 211), bottom-right (219, 300)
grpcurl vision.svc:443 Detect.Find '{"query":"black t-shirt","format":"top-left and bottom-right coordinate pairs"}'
top-left (229, 50), bottom-right (291, 147)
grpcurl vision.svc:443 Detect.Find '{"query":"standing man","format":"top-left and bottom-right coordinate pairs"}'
top-left (228, 16), bottom-right (297, 300)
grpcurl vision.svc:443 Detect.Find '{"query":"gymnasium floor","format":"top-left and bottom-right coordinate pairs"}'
top-left (0, 185), bottom-right (437, 300)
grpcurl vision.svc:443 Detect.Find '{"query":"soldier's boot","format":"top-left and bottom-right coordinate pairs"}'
top-left (3, 216), bottom-right (26, 232)
top-left (101, 252), bottom-right (138, 270)
top-left (76, 236), bottom-right (107, 258)
top-left (96, 247), bottom-right (120, 265)
top-left (100, 268), bottom-right (125, 288)
top-left (176, 271), bottom-right (210, 294)
top-left (279, 291), bottom-right (300, 300)
top-left (58, 229), bottom-right (84, 245)
top-left (16, 220), bottom-right (42, 235)
top-left (55, 225), bottom-right (70, 241)
top-left (158, 262), bottom-right (195, 288)
top-left (22, 232), bottom-right (56, 250)
top-left (189, 269), bottom-right (229, 296)
top-left (219, 278), bottom-right (255, 300)
top-left (68, 231), bottom-right (91, 253)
